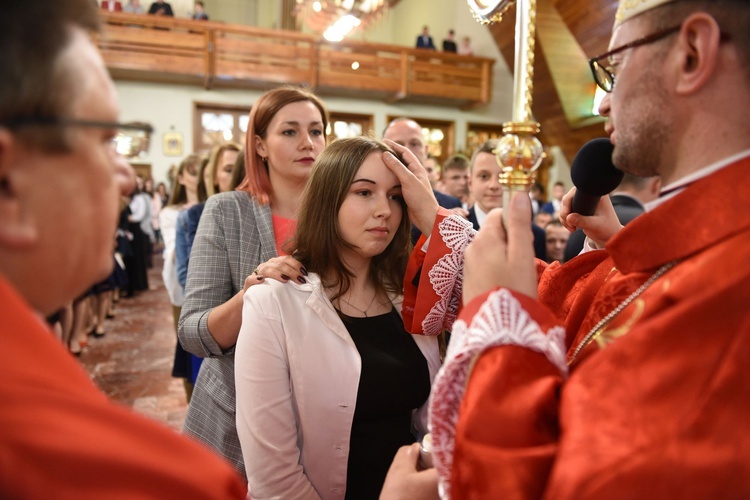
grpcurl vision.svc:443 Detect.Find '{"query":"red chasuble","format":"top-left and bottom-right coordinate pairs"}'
top-left (420, 157), bottom-right (750, 498)
top-left (0, 275), bottom-right (246, 498)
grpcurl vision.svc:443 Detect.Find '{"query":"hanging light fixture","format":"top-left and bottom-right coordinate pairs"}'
top-left (294, 0), bottom-right (391, 42)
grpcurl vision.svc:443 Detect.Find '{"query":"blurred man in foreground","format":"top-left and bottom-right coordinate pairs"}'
top-left (0, 2), bottom-right (244, 496)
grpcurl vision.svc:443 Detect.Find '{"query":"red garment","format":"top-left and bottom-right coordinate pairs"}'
top-left (425, 157), bottom-right (750, 498)
top-left (0, 275), bottom-right (246, 499)
top-left (271, 213), bottom-right (296, 257)
top-left (403, 208), bottom-right (474, 336)
top-left (101, 1), bottom-right (123, 11)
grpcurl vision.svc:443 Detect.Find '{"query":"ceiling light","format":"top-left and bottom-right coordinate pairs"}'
top-left (323, 14), bottom-right (361, 42)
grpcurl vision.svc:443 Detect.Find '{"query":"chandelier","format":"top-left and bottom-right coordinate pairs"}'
top-left (293, 0), bottom-right (391, 42)
top-left (466, 0), bottom-right (515, 25)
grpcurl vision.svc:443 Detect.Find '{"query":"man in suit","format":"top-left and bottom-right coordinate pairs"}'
top-left (564, 173), bottom-right (661, 261)
top-left (191, 0), bottom-right (209, 20)
top-left (540, 181), bottom-right (565, 216)
top-left (383, 117), bottom-right (464, 242)
top-left (440, 154), bottom-right (470, 207)
top-left (415, 26), bottom-right (436, 50)
top-left (467, 139), bottom-right (546, 260)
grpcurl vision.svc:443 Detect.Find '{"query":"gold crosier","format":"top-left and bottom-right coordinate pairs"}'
top-left (467, 0), bottom-right (545, 215)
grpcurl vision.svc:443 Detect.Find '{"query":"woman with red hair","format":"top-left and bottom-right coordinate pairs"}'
top-left (178, 86), bottom-right (329, 478)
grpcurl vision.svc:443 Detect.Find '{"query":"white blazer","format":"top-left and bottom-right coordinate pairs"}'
top-left (235, 273), bottom-right (441, 500)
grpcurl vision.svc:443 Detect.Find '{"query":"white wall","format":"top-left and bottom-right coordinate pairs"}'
top-left (203, 0), bottom-right (258, 26)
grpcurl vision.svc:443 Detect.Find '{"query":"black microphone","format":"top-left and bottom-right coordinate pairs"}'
top-left (570, 138), bottom-right (624, 216)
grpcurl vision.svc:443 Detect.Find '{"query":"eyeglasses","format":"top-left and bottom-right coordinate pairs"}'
top-left (589, 25), bottom-right (682, 92)
top-left (0, 117), bottom-right (154, 158)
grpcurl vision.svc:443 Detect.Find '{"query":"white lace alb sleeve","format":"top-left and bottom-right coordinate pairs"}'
top-left (428, 288), bottom-right (568, 499)
top-left (421, 215), bottom-right (475, 335)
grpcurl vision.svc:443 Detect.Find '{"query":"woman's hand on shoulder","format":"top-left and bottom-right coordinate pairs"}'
top-left (243, 256), bottom-right (308, 293)
top-left (210, 255), bottom-right (308, 350)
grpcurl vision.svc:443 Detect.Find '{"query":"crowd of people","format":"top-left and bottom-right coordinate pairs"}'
top-left (99, 0), bottom-right (207, 19)
top-left (105, 2), bottom-right (476, 59)
top-left (3, 0), bottom-right (750, 498)
top-left (49, 170), bottom-right (168, 356)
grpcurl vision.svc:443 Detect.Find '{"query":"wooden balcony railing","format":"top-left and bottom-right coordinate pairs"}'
top-left (96, 12), bottom-right (495, 108)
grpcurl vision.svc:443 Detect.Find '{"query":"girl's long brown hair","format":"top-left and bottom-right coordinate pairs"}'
top-left (287, 136), bottom-right (412, 300)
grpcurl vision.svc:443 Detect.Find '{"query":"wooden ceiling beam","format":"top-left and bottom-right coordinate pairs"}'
top-left (487, 0), bottom-right (617, 163)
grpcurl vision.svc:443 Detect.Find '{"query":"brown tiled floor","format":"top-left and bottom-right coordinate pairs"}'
top-left (78, 255), bottom-right (189, 431)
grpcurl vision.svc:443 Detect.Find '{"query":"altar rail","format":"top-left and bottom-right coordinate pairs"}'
top-left (96, 12), bottom-right (495, 108)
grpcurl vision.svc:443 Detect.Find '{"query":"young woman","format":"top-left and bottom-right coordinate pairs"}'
top-left (146, 176), bottom-right (164, 247)
top-left (203, 142), bottom-right (241, 198)
top-left (156, 181), bottom-right (169, 207)
top-left (178, 87), bottom-right (328, 477)
top-left (235, 137), bottom-right (442, 499)
top-left (173, 143), bottom-right (241, 401)
top-left (160, 154), bottom-right (201, 335)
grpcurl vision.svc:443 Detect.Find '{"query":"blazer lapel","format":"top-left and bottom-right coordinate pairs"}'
top-left (251, 198), bottom-right (278, 262)
top-left (303, 274), bottom-right (357, 347)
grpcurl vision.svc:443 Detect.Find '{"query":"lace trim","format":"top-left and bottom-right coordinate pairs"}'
top-left (428, 288), bottom-right (567, 499)
top-left (422, 216), bottom-right (475, 335)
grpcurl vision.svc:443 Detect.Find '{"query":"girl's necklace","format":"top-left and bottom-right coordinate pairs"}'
top-left (339, 291), bottom-right (379, 317)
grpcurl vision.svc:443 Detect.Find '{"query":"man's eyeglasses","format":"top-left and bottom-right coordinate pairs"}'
top-left (0, 117), bottom-right (154, 158)
top-left (589, 25), bottom-right (682, 93)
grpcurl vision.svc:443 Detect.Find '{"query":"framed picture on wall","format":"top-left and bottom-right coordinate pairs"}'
top-left (163, 132), bottom-right (183, 157)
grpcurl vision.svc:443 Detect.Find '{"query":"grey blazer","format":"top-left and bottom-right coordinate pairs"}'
top-left (178, 191), bottom-right (277, 478)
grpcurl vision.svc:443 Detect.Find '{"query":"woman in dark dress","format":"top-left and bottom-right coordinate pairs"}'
top-left (124, 178), bottom-right (151, 295)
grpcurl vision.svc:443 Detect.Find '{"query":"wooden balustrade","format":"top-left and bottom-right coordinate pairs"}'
top-left (96, 12), bottom-right (495, 108)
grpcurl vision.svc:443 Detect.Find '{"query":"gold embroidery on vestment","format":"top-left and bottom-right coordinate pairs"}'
top-left (594, 299), bottom-right (645, 349)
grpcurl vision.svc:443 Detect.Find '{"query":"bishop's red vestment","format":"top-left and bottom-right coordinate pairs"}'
top-left (409, 156), bottom-right (750, 498)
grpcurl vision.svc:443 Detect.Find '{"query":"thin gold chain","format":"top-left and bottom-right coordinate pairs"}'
top-left (339, 291), bottom-right (379, 317)
top-left (567, 260), bottom-right (679, 365)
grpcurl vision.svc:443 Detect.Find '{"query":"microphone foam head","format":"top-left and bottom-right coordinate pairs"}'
top-left (571, 138), bottom-right (624, 196)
